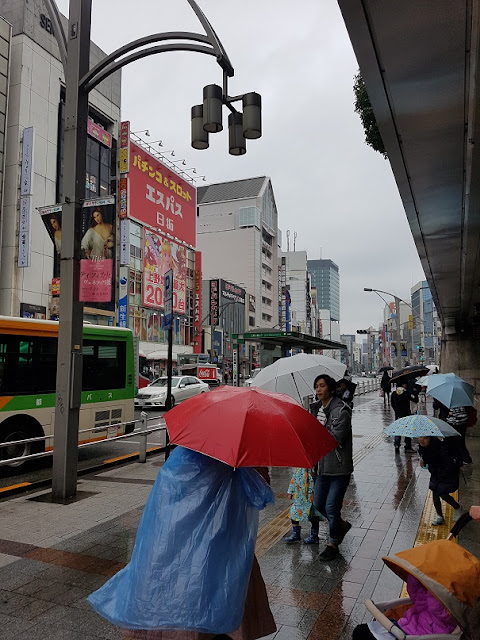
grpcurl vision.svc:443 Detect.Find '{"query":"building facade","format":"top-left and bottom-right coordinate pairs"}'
top-left (281, 250), bottom-right (314, 335)
top-left (0, 0), bottom-right (121, 324)
top-left (411, 280), bottom-right (440, 365)
top-left (196, 177), bottom-right (280, 329)
top-left (307, 259), bottom-right (340, 323)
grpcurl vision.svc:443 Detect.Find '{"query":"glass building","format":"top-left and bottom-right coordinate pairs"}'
top-left (307, 259), bottom-right (340, 322)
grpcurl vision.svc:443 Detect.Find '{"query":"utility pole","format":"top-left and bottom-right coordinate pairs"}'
top-left (393, 295), bottom-right (403, 371)
top-left (51, 0), bottom-right (91, 501)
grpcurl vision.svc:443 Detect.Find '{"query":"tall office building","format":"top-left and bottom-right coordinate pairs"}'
top-left (196, 176), bottom-right (281, 329)
top-left (411, 281), bottom-right (440, 364)
top-left (307, 259), bottom-right (340, 322)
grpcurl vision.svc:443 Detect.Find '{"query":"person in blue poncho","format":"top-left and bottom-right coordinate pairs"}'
top-left (88, 446), bottom-right (276, 640)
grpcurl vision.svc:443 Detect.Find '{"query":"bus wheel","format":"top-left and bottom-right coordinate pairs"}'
top-left (0, 419), bottom-right (44, 471)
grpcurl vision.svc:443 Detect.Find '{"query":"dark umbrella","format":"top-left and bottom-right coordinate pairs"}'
top-left (378, 366), bottom-right (394, 373)
top-left (391, 365), bottom-right (429, 384)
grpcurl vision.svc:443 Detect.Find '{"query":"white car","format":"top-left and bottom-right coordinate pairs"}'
top-left (135, 375), bottom-right (209, 408)
top-left (244, 369), bottom-right (263, 387)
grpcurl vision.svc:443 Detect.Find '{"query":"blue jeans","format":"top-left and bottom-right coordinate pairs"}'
top-left (314, 474), bottom-right (350, 546)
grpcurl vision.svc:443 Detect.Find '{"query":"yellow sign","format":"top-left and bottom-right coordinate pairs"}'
top-left (408, 314), bottom-right (413, 330)
top-left (119, 147), bottom-right (129, 174)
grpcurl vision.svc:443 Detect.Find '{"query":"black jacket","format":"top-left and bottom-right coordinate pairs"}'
top-left (380, 373), bottom-right (392, 393)
top-left (419, 437), bottom-right (461, 494)
top-left (391, 388), bottom-right (411, 419)
top-left (310, 396), bottom-right (353, 475)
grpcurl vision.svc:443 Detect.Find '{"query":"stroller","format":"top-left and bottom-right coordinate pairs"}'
top-left (357, 514), bottom-right (480, 639)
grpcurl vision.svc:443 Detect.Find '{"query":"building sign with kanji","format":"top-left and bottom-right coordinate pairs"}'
top-left (194, 252), bottom-right (202, 353)
top-left (143, 228), bottom-right (187, 315)
top-left (210, 279), bottom-right (219, 327)
top-left (129, 141), bottom-right (196, 247)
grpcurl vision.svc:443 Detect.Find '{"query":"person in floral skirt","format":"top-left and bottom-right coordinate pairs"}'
top-left (284, 467), bottom-right (324, 544)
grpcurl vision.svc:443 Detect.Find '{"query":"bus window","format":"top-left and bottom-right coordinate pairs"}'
top-left (0, 336), bottom-right (57, 395)
top-left (82, 340), bottom-right (126, 391)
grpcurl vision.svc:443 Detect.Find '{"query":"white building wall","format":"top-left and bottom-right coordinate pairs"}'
top-left (197, 182), bottom-right (279, 329)
top-left (0, 19), bottom-right (120, 316)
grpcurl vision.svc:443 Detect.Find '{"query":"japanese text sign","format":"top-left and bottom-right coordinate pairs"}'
top-left (129, 141), bottom-right (196, 247)
top-left (194, 252), bottom-right (202, 353)
top-left (87, 119), bottom-right (112, 148)
top-left (143, 228), bottom-right (187, 315)
top-left (210, 279), bottom-right (219, 327)
top-left (79, 258), bottom-right (113, 302)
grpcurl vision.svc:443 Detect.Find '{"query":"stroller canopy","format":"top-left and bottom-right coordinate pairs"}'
top-left (382, 539), bottom-right (480, 629)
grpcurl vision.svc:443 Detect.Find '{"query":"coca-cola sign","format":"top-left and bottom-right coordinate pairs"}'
top-left (198, 367), bottom-right (215, 379)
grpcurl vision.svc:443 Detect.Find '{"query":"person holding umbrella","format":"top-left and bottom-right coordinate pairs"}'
top-left (391, 380), bottom-right (414, 452)
top-left (418, 435), bottom-right (463, 525)
top-left (310, 374), bottom-right (353, 561)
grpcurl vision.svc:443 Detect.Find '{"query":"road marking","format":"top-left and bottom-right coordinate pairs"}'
top-left (103, 447), bottom-right (163, 464)
top-left (0, 482), bottom-right (31, 493)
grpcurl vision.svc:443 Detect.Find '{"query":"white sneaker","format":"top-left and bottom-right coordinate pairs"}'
top-left (432, 515), bottom-right (445, 526)
top-left (453, 507), bottom-right (463, 522)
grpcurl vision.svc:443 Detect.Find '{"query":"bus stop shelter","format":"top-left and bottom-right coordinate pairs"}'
top-left (231, 330), bottom-right (346, 383)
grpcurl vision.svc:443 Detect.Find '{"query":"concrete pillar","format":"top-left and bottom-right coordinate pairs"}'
top-left (440, 334), bottom-right (480, 436)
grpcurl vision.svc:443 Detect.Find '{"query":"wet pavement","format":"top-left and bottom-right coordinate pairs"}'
top-left (0, 392), bottom-right (478, 639)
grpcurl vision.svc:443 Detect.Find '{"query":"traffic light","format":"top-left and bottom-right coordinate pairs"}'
top-left (357, 329), bottom-right (369, 334)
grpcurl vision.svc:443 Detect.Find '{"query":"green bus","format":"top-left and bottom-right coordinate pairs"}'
top-left (0, 316), bottom-right (135, 469)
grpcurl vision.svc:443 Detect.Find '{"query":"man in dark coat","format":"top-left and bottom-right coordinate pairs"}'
top-left (391, 380), bottom-right (413, 452)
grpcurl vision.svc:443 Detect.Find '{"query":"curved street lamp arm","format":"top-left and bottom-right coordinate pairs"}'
top-left (80, 32), bottom-right (213, 90)
top-left (186, 0), bottom-right (234, 76)
top-left (43, 0), bottom-right (67, 70)
top-left (82, 42), bottom-right (218, 93)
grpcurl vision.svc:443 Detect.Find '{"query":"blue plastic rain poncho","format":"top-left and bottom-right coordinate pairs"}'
top-left (88, 447), bottom-right (274, 634)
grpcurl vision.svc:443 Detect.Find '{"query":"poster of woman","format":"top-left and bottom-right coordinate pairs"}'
top-left (80, 200), bottom-right (115, 303)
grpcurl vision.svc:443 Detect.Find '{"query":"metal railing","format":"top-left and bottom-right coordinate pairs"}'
top-left (355, 378), bottom-right (381, 395)
top-left (0, 413), bottom-right (167, 468)
top-left (0, 381), bottom-right (382, 469)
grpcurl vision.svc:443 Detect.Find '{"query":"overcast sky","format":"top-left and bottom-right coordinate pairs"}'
top-left (57, 0), bottom-right (425, 337)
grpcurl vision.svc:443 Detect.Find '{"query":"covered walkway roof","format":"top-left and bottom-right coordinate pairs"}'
top-left (338, 1), bottom-right (480, 333)
top-left (233, 329), bottom-right (346, 352)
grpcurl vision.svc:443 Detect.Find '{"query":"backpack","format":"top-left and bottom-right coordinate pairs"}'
top-left (466, 406), bottom-right (478, 429)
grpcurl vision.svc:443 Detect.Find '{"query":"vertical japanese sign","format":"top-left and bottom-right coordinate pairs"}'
top-left (163, 268), bottom-right (173, 329)
top-left (18, 127), bottom-right (34, 267)
top-left (143, 228), bottom-right (186, 314)
top-left (18, 196), bottom-right (31, 267)
top-left (120, 218), bottom-right (129, 265)
top-left (210, 279), bottom-right (219, 327)
top-left (79, 198), bottom-right (115, 302)
top-left (119, 120), bottom-right (130, 175)
top-left (119, 177), bottom-right (128, 219)
top-left (129, 141), bottom-right (196, 247)
top-left (118, 266), bottom-right (128, 328)
top-left (193, 252), bottom-right (202, 353)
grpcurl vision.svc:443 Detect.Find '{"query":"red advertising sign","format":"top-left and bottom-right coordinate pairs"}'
top-left (143, 228), bottom-right (187, 314)
top-left (79, 259), bottom-right (113, 302)
top-left (194, 252), bottom-right (202, 353)
top-left (87, 119), bottom-right (112, 148)
top-left (120, 121), bottom-right (130, 148)
top-left (129, 141), bottom-right (196, 247)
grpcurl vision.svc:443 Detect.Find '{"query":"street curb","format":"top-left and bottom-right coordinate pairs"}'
top-left (0, 445), bottom-right (166, 501)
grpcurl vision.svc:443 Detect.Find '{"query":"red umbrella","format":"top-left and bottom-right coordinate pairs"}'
top-left (164, 386), bottom-right (338, 468)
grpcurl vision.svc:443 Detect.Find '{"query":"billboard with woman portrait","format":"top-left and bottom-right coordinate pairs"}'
top-left (80, 198), bottom-right (115, 303)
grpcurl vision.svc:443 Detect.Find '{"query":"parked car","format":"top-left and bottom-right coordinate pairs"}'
top-left (135, 375), bottom-right (209, 409)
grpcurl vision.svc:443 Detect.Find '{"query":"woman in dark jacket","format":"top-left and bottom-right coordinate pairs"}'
top-left (310, 374), bottom-right (353, 562)
top-left (418, 436), bottom-right (462, 526)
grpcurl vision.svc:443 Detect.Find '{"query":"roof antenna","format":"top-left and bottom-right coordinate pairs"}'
top-left (286, 230), bottom-right (290, 252)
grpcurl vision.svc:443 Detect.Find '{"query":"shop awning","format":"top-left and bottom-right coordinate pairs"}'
top-left (146, 350), bottom-right (177, 361)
